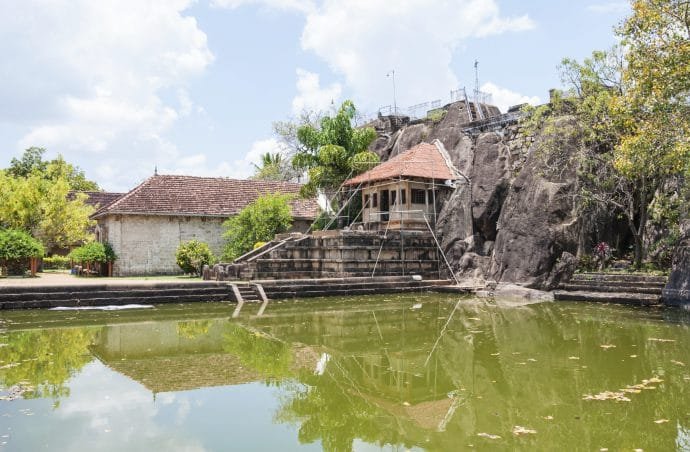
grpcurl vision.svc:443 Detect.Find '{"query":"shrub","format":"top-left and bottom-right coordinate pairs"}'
top-left (43, 255), bottom-right (71, 270)
top-left (176, 240), bottom-right (215, 275)
top-left (69, 242), bottom-right (116, 265)
top-left (0, 229), bottom-right (45, 275)
top-left (222, 193), bottom-right (293, 261)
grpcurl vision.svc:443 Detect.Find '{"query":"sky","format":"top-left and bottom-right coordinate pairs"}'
top-left (0, 0), bottom-right (631, 192)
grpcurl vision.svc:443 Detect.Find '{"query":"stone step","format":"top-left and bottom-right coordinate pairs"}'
top-left (262, 280), bottom-right (448, 293)
top-left (0, 281), bottom-right (226, 294)
top-left (560, 283), bottom-right (663, 294)
top-left (0, 293), bottom-right (233, 310)
top-left (265, 285), bottom-right (444, 300)
top-left (0, 287), bottom-right (231, 302)
top-left (570, 273), bottom-right (667, 284)
top-left (554, 290), bottom-right (661, 306)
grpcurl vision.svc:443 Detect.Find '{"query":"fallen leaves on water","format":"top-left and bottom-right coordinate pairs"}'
top-left (648, 338), bottom-right (676, 343)
top-left (583, 377), bottom-right (663, 402)
top-left (671, 360), bottom-right (685, 366)
top-left (630, 355), bottom-right (638, 358)
top-left (600, 344), bottom-right (616, 350)
top-left (583, 391), bottom-right (631, 402)
top-left (512, 426), bottom-right (537, 436)
top-left (477, 432), bottom-right (501, 440)
top-left (527, 358), bottom-right (537, 362)
top-left (654, 419), bottom-right (669, 424)
top-left (568, 356), bottom-right (580, 360)
top-left (543, 415), bottom-right (554, 420)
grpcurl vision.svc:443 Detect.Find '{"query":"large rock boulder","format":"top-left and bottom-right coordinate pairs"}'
top-left (663, 219), bottom-right (690, 307)
top-left (488, 117), bottom-right (581, 289)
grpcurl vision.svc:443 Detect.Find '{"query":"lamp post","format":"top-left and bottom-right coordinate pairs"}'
top-left (387, 70), bottom-right (397, 115)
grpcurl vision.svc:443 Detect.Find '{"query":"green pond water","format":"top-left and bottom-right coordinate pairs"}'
top-left (1, 294), bottom-right (690, 451)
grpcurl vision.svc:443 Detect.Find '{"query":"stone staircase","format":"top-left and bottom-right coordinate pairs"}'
top-left (258, 276), bottom-right (452, 299)
top-left (554, 272), bottom-right (667, 306)
top-left (0, 282), bottom-right (233, 310)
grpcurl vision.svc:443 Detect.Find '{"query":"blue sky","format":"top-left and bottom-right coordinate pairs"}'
top-left (0, 0), bottom-right (630, 191)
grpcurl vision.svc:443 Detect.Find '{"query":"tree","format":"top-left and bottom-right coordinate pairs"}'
top-left (523, 0), bottom-right (690, 269)
top-left (175, 240), bottom-right (215, 276)
top-left (251, 152), bottom-right (300, 182)
top-left (7, 147), bottom-right (100, 191)
top-left (0, 170), bottom-right (95, 251)
top-left (291, 100), bottom-right (379, 197)
top-left (0, 229), bottom-right (44, 275)
top-left (222, 193), bottom-right (293, 260)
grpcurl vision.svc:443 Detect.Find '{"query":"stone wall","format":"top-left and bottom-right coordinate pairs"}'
top-left (663, 220), bottom-right (690, 307)
top-left (101, 215), bottom-right (226, 276)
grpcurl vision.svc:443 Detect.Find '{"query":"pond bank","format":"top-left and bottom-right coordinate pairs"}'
top-left (0, 275), bottom-right (459, 310)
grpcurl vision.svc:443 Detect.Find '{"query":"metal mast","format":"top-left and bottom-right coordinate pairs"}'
top-left (473, 60), bottom-right (484, 120)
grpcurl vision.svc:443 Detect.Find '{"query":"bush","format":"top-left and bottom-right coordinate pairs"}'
top-left (176, 240), bottom-right (215, 275)
top-left (0, 229), bottom-right (44, 275)
top-left (69, 242), bottom-right (116, 265)
top-left (43, 255), bottom-right (71, 270)
top-left (222, 193), bottom-right (293, 261)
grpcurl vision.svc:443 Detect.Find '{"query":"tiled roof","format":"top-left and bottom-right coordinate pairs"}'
top-left (92, 175), bottom-right (319, 219)
top-left (69, 191), bottom-right (124, 209)
top-left (344, 141), bottom-right (460, 186)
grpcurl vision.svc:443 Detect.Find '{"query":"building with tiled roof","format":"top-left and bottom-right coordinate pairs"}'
top-left (343, 140), bottom-right (465, 230)
top-left (92, 175), bottom-right (319, 276)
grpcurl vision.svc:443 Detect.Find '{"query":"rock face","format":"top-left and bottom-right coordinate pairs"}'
top-left (371, 107), bottom-right (580, 289)
top-left (663, 219), bottom-right (690, 307)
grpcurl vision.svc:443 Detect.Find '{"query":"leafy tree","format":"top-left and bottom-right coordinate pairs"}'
top-left (251, 152), bottom-right (300, 182)
top-left (523, 0), bottom-right (690, 268)
top-left (175, 240), bottom-right (215, 276)
top-left (291, 100), bottom-right (379, 197)
top-left (222, 193), bottom-right (293, 260)
top-left (8, 147), bottom-right (100, 191)
top-left (0, 228), bottom-right (44, 275)
top-left (0, 170), bottom-right (95, 250)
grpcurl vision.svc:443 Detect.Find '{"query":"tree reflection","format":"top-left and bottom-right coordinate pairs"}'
top-left (0, 328), bottom-right (96, 399)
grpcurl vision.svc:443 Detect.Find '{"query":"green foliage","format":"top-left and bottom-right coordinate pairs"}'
top-left (222, 325), bottom-right (292, 378)
top-left (69, 241), bottom-right (115, 264)
top-left (0, 163), bottom-right (96, 250)
top-left (252, 152), bottom-right (300, 182)
top-left (222, 193), bottom-right (293, 261)
top-left (175, 240), bottom-right (215, 275)
top-left (43, 255), bottom-right (71, 270)
top-left (0, 229), bottom-right (44, 274)
top-left (0, 328), bottom-right (95, 399)
top-left (427, 108), bottom-right (447, 122)
top-left (291, 100), bottom-right (378, 197)
top-left (8, 147), bottom-right (100, 191)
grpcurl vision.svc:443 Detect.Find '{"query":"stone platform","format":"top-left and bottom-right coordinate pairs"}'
top-left (210, 230), bottom-right (443, 281)
top-left (554, 272), bottom-right (666, 306)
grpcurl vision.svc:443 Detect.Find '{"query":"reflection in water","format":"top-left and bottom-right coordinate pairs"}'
top-left (1, 296), bottom-right (689, 451)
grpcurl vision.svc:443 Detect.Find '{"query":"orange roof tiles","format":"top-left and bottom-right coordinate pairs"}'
top-left (344, 142), bottom-right (459, 186)
top-left (92, 175), bottom-right (318, 220)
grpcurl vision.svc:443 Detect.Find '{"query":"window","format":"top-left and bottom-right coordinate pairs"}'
top-left (364, 194), bottom-right (370, 207)
top-left (372, 193), bottom-right (378, 208)
top-left (390, 190), bottom-right (397, 205)
top-left (411, 189), bottom-right (426, 204)
top-left (401, 189), bottom-right (406, 205)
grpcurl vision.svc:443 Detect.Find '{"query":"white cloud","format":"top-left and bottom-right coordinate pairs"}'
top-left (1, 0), bottom-right (214, 190)
top-left (586, 2), bottom-right (630, 14)
top-left (212, 1), bottom-right (535, 112)
top-left (299, 1), bottom-right (534, 108)
top-left (211, 0), bottom-right (315, 13)
top-left (480, 82), bottom-right (540, 113)
top-left (291, 68), bottom-right (341, 114)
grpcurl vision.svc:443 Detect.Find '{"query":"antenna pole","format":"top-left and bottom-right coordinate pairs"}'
top-left (474, 60), bottom-right (484, 120)
top-left (387, 70), bottom-right (397, 115)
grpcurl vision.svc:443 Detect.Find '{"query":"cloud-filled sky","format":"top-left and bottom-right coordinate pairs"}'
top-left (0, 1), bottom-right (629, 191)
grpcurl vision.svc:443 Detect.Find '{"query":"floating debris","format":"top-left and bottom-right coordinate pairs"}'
top-left (654, 419), bottom-right (669, 424)
top-left (512, 426), bottom-right (537, 436)
top-left (0, 363), bottom-right (20, 370)
top-left (648, 338), bottom-right (676, 343)
top-left (584, 377), bottom-right (663, 402)
top-left (583, 391), bottom-right (631, 402)
top-left (477, 432), bottom-right (501, 440)
top-left (630, 355), bottom-right (638, 358)
top-left (600, 344), bottom-right (616, 350)
top-left (543, 415), bottom-right (554, 420)
top-left (671, 360), bottom-right (685, 367)
top-left (527, 358), bottom-right (537, 362)
top-left (411, 303), bottom-right (422, 310)
top-left (568, 356), bottom-right (580, 360)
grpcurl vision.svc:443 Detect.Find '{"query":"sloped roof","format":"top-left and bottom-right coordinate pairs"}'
top-left (91, 175), bottom-right (318, 220)
top-left (344, 141), bottom-right (460, 186)
top-left (69, 191), bottom-right (124, 209)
